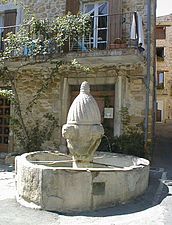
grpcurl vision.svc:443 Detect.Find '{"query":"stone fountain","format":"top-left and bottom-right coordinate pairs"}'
top-left (62, 81), bottom-right (104, 168)
top-left (15, 81), bottom-right (150, 213)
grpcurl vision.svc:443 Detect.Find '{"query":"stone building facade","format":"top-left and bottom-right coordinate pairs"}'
top-left (0, 0), bottom-right (156, 153)
top-left (156, 14), bottom-right (172, 123)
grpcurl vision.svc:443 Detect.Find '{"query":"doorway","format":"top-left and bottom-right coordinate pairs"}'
top-left (70, 84), bottom-right (115, 150)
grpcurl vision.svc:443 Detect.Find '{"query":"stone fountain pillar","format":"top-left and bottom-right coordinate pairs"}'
top-left (62, 81), bottom-right (104, 167)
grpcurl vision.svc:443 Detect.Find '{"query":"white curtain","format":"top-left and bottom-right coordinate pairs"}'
top-left (130, 12), bottom-right (145, 49)
top-left (130, 12), bottom-right (137, 39)
top-left (137, 12), bottom-right (145, 49)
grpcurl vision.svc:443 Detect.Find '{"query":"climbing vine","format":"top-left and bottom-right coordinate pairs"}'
top-left (1, 13), bottom-right (91, 59)
top-left (0, 12), bottom-right (91, 152)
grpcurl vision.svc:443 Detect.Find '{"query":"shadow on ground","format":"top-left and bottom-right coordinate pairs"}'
top-left (0, 162), bottom-right (14, 172)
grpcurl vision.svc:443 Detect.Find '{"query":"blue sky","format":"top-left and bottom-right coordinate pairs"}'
top-left (157, 0), bottom-right (172, 16)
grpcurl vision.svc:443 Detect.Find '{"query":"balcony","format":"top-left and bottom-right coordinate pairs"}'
top-left (0, 12), bottom-right (145, 65)
top-left (68, 12), bottom-right (144, 52)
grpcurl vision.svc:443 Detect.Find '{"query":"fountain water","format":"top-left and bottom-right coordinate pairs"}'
top-left (15, 81), bottom-right (150, 213)
top-left (102, 135), bottom-right (112, 152)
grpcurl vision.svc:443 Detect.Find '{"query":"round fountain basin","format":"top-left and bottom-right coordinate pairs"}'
top-left (15, 151), bottom-right (149, 212)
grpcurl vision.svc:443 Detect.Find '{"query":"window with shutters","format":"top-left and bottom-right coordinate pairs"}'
top-left (82, 0), bottom-right (122, 50)
top-left (66, 0), bottom-right (123, 51)
top-left (0, 10), bottom-right (17, 51)
top-left (83, 2), bottom-right (108, 50)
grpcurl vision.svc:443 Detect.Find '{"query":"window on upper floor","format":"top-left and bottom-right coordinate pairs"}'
top-left (156, 47), bottom-right (165, 61)
top-left (83, 2), bottom-right (108, 50)
top-left (0, 9), bottom-right (17, 51)
top-left (66, 0), bottom-right (123, 51)
top-left (156, 71), bottom-right (165, 89)
top-left (156, 26), bottom-right (166, 39)
top-left (82, 0), bottom-right (124, 50)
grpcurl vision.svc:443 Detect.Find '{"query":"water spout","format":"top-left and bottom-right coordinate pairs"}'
top-left (103, 135), bottom-right (112, 152)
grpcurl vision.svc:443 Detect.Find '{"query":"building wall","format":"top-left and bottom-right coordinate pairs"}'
top-left (7, 62), bottom-right (61, 151)
top-left (156, 15), bottom-right (172, 122)
top-left (21, 0), bottom-right (148, 19)
top-left (0, 0), bottom-right (156, 152)
top-left (22, 0), bottom-right (66, 18)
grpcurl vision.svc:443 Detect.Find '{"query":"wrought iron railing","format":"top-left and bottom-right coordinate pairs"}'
top-left (68, 12), bottom-right (140, 52)
top-left (0, 12), bottom-right (141, 56)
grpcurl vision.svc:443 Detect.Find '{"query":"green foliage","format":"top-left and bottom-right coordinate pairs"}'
top-left (0, 89), bottom-right (14, 100)
top-left (70, 59), bottom-right (90, 72)
top-left (0, 0), bottom-right (18, 3)
top-left (53, 13), bottom-right (91, 41)
top-left (1, 60), bottom-right (83, 152)
top-left (1, 13), bottom-right (91, 59)
top-left (0, 12), bottom-right (91, 153)
top-left (0, 0), bottom-right (11, 3)
top-left (111, 130), bottom-right (145, 157)
top-left (111, 107), bottom-right (145, 157)
top-left (11, 113), bottom-right (59, 153)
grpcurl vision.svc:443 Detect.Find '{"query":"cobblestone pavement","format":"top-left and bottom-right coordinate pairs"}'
top-left (0, 122), bottom-right (172, 225)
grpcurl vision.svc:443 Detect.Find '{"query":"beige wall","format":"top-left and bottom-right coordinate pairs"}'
top-left (22, 0), bottom-right (66, 18)
top-left (156, 15), bottom-right (172, 122)
top-left (0, 0), bottom-right (156, 151)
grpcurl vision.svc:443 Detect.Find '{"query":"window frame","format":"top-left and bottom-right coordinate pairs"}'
top-left (83, 1), bottom-right (109, 49)
top-left (0, 8), bottom-right (18, 51)
top-left (156, 71), bottom-right (165, 89)
top-left (156, 47), bottom-right (165, 61)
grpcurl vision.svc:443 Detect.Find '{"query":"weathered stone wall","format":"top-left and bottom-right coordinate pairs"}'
top-left (22, 0), bottom-right (66, 18)
top-left (24, 0), bottom-right (149, 17)
top-left (7, 56), bottom-right (147, 152)
top-left (1, 0), bottom-right (156, 152)
top-left (7, 61), bottom-right (62, 151)
top-left (156, 15), bottom-right (172, 122)
top-left (128, 0), bottom-right (157, 113)
top-left (127, 78), bottom-right (146, 124)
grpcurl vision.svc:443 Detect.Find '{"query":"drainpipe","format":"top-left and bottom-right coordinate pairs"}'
top-left (151, 0), bottom-right (157, 160)
top-left (144, 0), bottom-right (151, 152)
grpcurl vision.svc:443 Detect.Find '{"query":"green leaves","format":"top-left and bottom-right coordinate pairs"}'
top-left (111, 107), bottom-right (145, 157)
top-left (21, 113), bottom-right (59, 152)
top-left (0, 12), bottom-right (91, 153)
top-left (2, 13), bottom-right (91, 59)
top-left (0, 89), bottom-right (14, 100)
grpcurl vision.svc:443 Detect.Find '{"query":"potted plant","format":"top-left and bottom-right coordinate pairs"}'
top-left (108, 38), bottom-right (127, 49)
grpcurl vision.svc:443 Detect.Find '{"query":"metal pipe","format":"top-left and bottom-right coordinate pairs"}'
top-left (151, 0), bottom-right (157, 160)
top-left (144, 0), bottom-right (151, 150)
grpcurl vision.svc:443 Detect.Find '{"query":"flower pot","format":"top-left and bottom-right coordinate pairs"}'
top-left (108, 43), bottom-right (127, 49)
